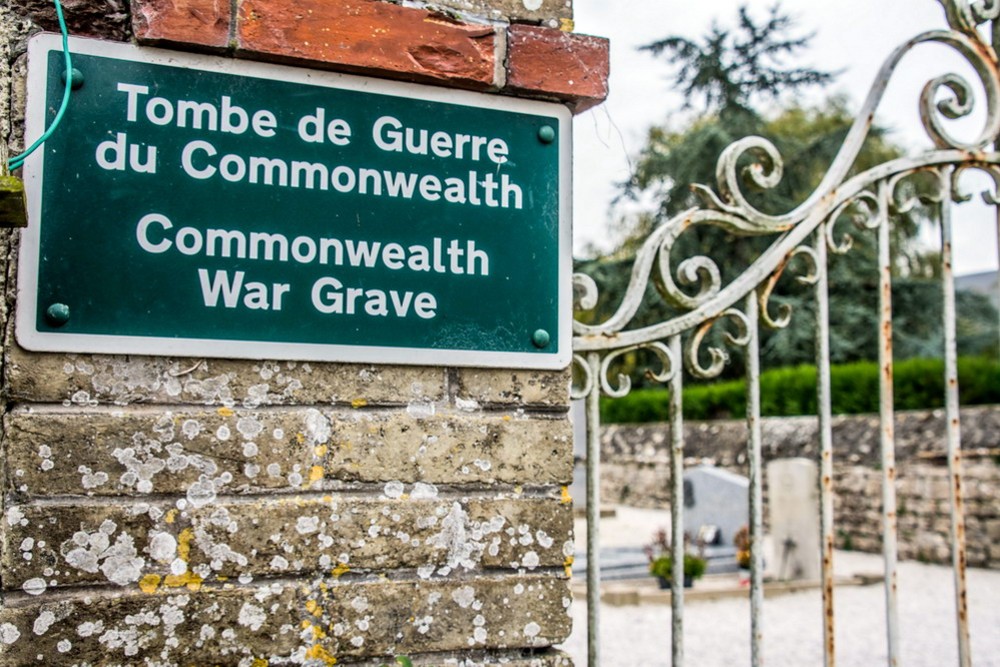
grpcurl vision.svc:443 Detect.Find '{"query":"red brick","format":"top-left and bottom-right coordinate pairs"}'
top-left (505, 24), bottom-right (610, 113)
top-left (237, 0), bottom-right (498, 90)
top-left (132, 0), bottom-right (232, 49)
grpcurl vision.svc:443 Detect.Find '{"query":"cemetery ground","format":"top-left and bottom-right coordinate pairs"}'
top-left (557, 507), bottom-right (1000, 666)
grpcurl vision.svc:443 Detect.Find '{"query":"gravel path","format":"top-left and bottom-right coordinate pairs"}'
top-left (560, 509), bottom-right (1000, 666)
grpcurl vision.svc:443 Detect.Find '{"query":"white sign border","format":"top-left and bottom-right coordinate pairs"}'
top-left (17, 33), bottom-right (573, 370)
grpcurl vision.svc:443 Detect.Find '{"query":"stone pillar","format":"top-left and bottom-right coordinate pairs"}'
top-left (0, 1), bottom-right (608, 664)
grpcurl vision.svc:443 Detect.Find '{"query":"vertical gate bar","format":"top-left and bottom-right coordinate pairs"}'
top-left (669, 334), bottom-right (685, 667)
top-left (877, 182), bottom-right (901, 667)
top-left (585, 352), bottom-right (602, 667)
top-left (815, 224), bottom-right (836, 667)
top-left (995, 201), bottom-right (1000, 359)
top-left (939, 172), bottom-right (972, 667)
top-left (745, 291), bottom-right (765, 667)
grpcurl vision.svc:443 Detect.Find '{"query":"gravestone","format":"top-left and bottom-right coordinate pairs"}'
top-left (768, 458), bottom-right (821, 581)
top-left (684, 465), bottom-right (749, 548)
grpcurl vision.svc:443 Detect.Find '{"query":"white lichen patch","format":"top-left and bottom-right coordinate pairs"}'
top-left (181, 419), bottom-right (203, 439)
top-left (185, 475), bottom-right (218, 508)
top-left (237, 416), bottom-right (264, 439)
top-left (413, 615), bottom-right (433, 634)
top-left (406, 402), bottom-right (435, 418)
top-left (6, 506), bottom-right (26, 527)
top-left (451, 585), bottom-right (476, 609)
top-left (147, 532), bottom-right (178, 563)
top-left (523, 621), bottom-right (541, 638)
top-left (426, 504), bottom-right (508, 574)
top-left (410, 482), bottom-right (439, 500)
top-left (79, 466), bottom-right (110, 489)
top-left (77, 621), bottom-right (104, 638)
top-left (295, 516), bottom-right (320, 535)
top-left (22, 578), bottom-right (47, 595)
top-left (383, 481), bottom-right (405, 499)
top-left (455, 397), bottom-right (480, 412)
top-left (0, 623), bottom-right (21, 644)
top-left (303, 409), bottom-right (332, 445)
top-left (61, 523), bottom-right (145, 585)
top-left (33, 611), bottom-right (56, 635)
top-left (237, 602), bottom-right (266, 632)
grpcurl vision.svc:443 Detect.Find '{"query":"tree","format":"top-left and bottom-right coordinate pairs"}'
top-left (577, 4), bottom-right (997, 385)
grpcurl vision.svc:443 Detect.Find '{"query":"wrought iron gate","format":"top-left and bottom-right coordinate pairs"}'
top-left (571, 1), bottom-right (999, 665)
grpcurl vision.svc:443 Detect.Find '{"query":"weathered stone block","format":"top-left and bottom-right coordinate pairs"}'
top-left (505, 24), bottom-right (608, 111)
top-left (237, 0), bottom-right (499, 89)
top-left (9, 0), bottom-right (131, 41)
top-left (0, 575), bottom-right (572, 663)
top-left (2, 494), bottom-right (572, 590)
top-left (5, 407), bottom-right (572, 496)
top-left (451, 367), bottom-right (571, 409)
top-left (132, 0), bottom-right (231, 49)
top-left (5, 344), bottom-right (446, 406)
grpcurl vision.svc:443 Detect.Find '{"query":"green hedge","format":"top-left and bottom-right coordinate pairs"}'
top-left (599, 357), bottom-right (1000, 423)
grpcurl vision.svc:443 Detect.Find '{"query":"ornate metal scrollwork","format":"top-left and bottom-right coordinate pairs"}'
top-left (572, 0), bottom-right (1000, 399)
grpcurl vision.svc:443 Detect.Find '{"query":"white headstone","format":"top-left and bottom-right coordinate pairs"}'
top-left (767, 458), bottom-right (821, 581)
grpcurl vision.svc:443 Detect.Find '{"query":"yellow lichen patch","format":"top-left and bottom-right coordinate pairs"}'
top-left (160, 572), bottom-right (199, 592)
top-left (564, 555), bottom-right (575, 578)
top-left (164, 509), bottom-right (178, 524)
top-left (296, 433), bottom-right (306, 444)
top-left (217, 407), bottom-right (235, 417)
top-left (251, 659), bottom-right (269, 667)
top-left (314, 444), bottom-right (329, 457)
top-left (139, 574), bottom-right (161, 594)
top-left (351, 398), bottom-right (368, 409)
top-left (560, 486), bottom-right (572, 504)
top-left (305, 644), bottom-right (337, 665)
top-left (177, 528), bottom-right (194, 562)
top-left (502, 415), bottom-right (511, 421)
top-left (560, 18), bottom-right (575, 31)
top-left (308, 465), bottom-right (324, 484)
top-left (331, 562), bottom-right (350, 578)
top-left (305, 599), bottom-right (322, 617)
top-left (163, 570), bottom-right (203, 591)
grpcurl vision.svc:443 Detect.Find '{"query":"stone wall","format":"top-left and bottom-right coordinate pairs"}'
top-left (1, 1), bottom-right (607, 664)
top-left (599, 407), bottom-right (1000, 568)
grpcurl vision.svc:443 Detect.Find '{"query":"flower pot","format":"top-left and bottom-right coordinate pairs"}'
top-left (656, 576), bottom-right (694, 589)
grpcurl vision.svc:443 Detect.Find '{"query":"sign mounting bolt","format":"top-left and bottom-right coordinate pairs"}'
top-left (532, 329), bottom-right (551, 348)
top-left (45, 303), bottom-right (70, 327)
top-left (537, 125), bottom-right (556, 144)
top-left (60, 68), bottom-right (84, 90)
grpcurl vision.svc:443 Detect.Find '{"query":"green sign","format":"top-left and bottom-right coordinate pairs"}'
top-left (18, 35), bottom-right (571, 369)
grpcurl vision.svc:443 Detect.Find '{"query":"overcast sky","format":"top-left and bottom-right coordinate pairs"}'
top-left (571, 0), bottom-right (999, 275)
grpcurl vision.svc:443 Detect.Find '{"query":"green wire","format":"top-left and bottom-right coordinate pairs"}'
top-left (7, 0), bottom-right (73, 172)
